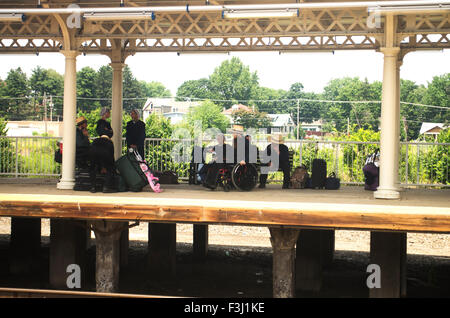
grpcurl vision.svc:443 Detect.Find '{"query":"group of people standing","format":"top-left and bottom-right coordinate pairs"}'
top-left (75, 107), bottom-right (146, 193)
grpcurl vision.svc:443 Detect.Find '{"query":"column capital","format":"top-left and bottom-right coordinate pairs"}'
top-left (380, 47), bottom-right (401, 57)
top-left (110, 62), bottom-right (125, 71)
top-left (60, 50), bottom-right (80, 59)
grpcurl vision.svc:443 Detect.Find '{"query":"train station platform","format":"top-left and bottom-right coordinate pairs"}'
top-left (0, 183), bottom-right (449, 298)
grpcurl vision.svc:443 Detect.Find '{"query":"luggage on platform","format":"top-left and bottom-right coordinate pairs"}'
top-left (115, 150), bottom-right (148, 192)
top-left (311, 158), bottom-right (327, 189)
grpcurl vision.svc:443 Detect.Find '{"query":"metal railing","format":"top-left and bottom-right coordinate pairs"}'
top-left (0, 136), bottom-right (449, 187)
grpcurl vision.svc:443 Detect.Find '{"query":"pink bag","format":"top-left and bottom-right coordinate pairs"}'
top-left (132, 149), bottom-right (162, 193)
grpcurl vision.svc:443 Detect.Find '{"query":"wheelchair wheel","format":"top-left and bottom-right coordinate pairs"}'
top-left (231, 163), bottom-right (258, 191)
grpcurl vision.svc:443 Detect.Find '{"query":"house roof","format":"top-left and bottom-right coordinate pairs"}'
top-left (222, 104), bottom-right (252, 115)
top-left (143, 98), bottom-right (199, 112)
top-left (419, 122), bottom-right (445, 135)
top-left (267, 114), bottom-right (294, 127)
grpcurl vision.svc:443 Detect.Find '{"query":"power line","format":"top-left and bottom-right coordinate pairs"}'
top-left (0, 95), bottom-right (449, 110)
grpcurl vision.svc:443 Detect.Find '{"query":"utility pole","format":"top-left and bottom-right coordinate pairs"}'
top-left (296, 99), bottom-right (300, 140)
top-left (347, 117), bottom-right (350, 136)
top-left (49, 95), bottom-right (54, 122)
top-left (43, 92), bottom-right (47, 134)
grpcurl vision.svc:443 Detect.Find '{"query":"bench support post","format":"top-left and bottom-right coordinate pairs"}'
top-left (49, 219), bottom-right (88, 289)
top-left (269, 227), bottom-right (299, 298)
top-left (90, 220), bottom-right (125, 293)
top-left (148, 223), bottom-right (176, 277)
top-left (295, 229), bottom-right (335, 292)
top-left (369, 231), bottom-right (407, 298)
top-left (10, 217), bottom-right (41, 275)
top-left (193, 224), bottom-right (208, 261)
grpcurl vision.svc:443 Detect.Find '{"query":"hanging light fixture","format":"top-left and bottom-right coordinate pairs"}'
top-left (0, 13), bottom-right (26, 22)
top-left (222, 9), bottom-right (299, 19)
top-left (83, 11), bottom-right (156, 21)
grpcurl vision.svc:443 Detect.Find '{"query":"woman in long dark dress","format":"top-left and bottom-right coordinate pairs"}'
top-left (125, 109), bottom-right (146, 159)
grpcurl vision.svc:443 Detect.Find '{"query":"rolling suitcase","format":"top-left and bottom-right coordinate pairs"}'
top-left (115, 150), bottom-right (148, 192)
top-left (311, 158), bottom-right (327, 189)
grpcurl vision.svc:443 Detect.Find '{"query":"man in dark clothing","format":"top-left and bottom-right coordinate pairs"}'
top-left (199, 134), bottom-right (232, 184)
top-left (259, 134), bottom-right (290, 189)
top-left (75, 116), bottom-right (91, 168)
top-left (96, 108), bottom-right (113, 138)
top-left (89, 135), bottom-right (116, 193)
top-left (125, 109), bottom-right (146, 159)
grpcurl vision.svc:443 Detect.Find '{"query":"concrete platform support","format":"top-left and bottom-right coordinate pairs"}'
top-left (369, 231), bottom-right (407, 298)
top-left (269, 227), bottom-right (299, 298)
top-left (49, 219), bottom-right (88, 289)
top-left (295, 229), bottom-right (335, 292)
top-left (9, 217), bottom-right (41, 274)
top-left (148, 223), bottom-right (176, 277)
top-left (90, 220), bottom-right (125, 293)
top-left (193, 224), bottom-right (208, 261)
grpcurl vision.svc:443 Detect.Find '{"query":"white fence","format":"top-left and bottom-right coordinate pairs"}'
top-left (0, 136), bottom-right (449, 187)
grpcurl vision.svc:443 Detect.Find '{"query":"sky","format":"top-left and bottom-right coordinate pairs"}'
top-left (0, 49), bottom-right (449, 96)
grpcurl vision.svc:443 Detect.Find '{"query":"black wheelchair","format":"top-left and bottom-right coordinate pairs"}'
top-left (203, 162), bottom-right (258, 192)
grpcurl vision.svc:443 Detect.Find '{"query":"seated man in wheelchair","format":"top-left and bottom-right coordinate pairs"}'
top-left (202, 133), bottom-right (233, 190)
top-left (203, 134), bottom-right (259, 191)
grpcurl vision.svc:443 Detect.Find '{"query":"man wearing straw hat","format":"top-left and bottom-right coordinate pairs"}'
top-left (259, 134), bottom-right (291, 189)
top-left (75, 116), bottom-right (90, 168)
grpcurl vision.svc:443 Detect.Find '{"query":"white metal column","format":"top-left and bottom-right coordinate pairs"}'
top-left (110, 62), bottom-right (124, 160)
top-left (57, 50), bottom-right (78, 190)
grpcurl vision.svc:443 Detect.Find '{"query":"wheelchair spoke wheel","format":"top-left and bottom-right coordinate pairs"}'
top-left (231, 163), bottom-right (258, 191)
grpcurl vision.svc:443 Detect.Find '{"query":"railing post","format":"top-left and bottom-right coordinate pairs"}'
top-left (15, 137), bottom-right (18, 178)
top-left (416, 145), bottom-right (420, 185)
top-left (404, 143), bottom-right (409, 186)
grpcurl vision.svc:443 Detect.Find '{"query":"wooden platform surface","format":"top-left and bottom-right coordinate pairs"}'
top-left (0, 183), bottom-right (449, 233)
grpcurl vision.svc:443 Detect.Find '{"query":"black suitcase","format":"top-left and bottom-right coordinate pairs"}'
top-left (311, 159), bottom-right (327, 189)
top-left (73, 167), bottom-right (105, 191)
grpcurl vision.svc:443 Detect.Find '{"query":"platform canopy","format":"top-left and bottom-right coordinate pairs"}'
top-left (0, 0), bottom-right (449, 54)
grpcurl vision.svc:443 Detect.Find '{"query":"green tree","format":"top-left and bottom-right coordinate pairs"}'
top-left (185, 100), bottom-right (230, 132)
top-left (421, 73), bottom-right (450, 125)
top-left (252, 86), bottom-right (287, 114)
top-left (140, 81), bottom-right (171, 98)
top-left (176, 78), bottom-right (211, 102)
top-left (94, 65), bottom-right (113, 108)
top-left (231, 108), bottom-right (272, 129)
top-left (208, 57), bottom-right (259, 108)
top-left (282, 83), bottom-right (323, 127)
top-left (77, 67), bottom-right (100, 112)
top-left (2, 68), bottom-right (31, 120)
top-left (29, 66), bottom-right (64, 120)
top-left (322, 77), bottom-right (381, 131)
top-left (145, 113), bottom-right (173, 139)
top-left (123, 65), bottom-right (144, 113)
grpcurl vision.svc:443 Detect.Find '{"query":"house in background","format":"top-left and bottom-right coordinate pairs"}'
top-left (162, 112), bottom-right (186, 125)
top-left (222, 104), bottom-right (253, 124)
top-left (301, 119), bottom-right (324, 138)
top-left (142, 97), bottom-right (200, 122)
top-left (5, 121), bottom-right (63, 137)
top-left (419, 122), bottom-right (447, 140)
top-left (267, 114), bottom-right (295, 134)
